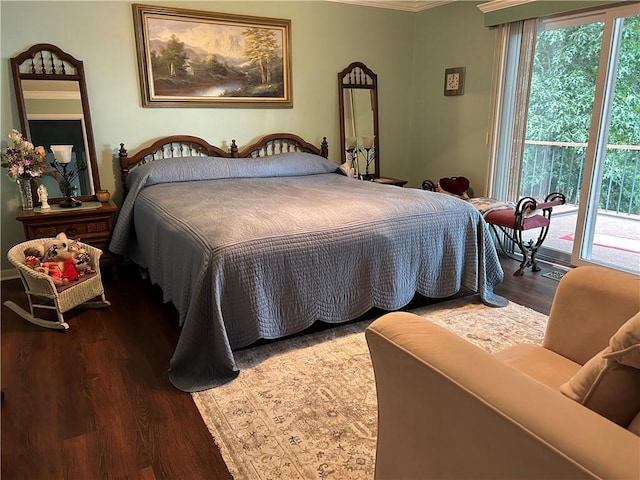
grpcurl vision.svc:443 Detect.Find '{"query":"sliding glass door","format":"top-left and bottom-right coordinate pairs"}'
top-left (521, 5), bottom-right (639, 274)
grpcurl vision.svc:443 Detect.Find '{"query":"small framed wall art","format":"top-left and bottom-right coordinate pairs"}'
top-left (444, 67), bottom-right (465, 96)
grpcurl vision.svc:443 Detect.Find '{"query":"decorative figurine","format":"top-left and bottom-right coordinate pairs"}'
top-left (37, 184), bottom-right (50, 209)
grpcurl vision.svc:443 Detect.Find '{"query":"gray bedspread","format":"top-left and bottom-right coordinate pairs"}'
top-left (110, 152), bottom-right (506, 392)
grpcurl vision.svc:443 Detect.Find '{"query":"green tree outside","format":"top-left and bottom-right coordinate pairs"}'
top-left (523, 15), bottom-right (640, 213)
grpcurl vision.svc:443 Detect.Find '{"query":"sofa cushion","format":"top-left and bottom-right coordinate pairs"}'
top-left (628, 410), bottom-right (640, 436)
top-left (559, 312), bottom-right (640, 427)
top-left (496, 344), bottom-right (581, 389)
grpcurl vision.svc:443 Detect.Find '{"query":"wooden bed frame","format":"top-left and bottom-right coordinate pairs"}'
top-left (118, 133), bottom-right (329, 186)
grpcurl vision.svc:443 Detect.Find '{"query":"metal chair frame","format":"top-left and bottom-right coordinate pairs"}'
top-left (485, 193), bottom-right (566, 276)
top-left (422, 180), bottom-right (566, 276)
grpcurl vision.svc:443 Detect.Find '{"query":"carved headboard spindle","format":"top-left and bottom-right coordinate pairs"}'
top-left (230, 140), bottom-right (239, 157)
top-left (48, 51), bottom-right (56, 74)
top-left (118, 133), bottom-right (328, 189)
top-left (40, 51), bottom-right (47, 73)
top-left (118, 143), bottom-right (129, 186)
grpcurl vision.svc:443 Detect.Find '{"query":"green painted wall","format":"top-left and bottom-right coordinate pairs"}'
top-left (409, 1), bottom-right (495, 197)
top-left (1, 1), bottom-right (416, 271)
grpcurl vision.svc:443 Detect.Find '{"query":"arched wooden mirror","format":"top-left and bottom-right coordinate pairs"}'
top-left (11, 43), bottom-right (101, 205)
top-left (338, 62), bottom-right (379, 179)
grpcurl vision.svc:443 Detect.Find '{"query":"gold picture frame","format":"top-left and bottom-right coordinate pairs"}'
top-left (132, 4), bottom-right (292, 108)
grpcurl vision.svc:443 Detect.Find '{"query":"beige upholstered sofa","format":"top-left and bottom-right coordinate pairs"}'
top-left (366, 266), bottom-right (640, 479)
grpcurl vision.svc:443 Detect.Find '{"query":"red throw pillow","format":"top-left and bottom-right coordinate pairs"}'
top-left (439, 176), bottom-right (470, 196)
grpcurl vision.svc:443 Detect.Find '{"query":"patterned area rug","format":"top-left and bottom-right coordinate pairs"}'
top-left (192, 296), bottom-right (548, 480)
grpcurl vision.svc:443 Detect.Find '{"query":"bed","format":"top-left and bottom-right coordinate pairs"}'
top-left (109, 132), bottom-right (506, 392)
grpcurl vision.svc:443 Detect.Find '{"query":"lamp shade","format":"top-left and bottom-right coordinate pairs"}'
top-left (51, 145), bottom-right (73, 164)
top-left (362, 136), bottom-right (375, 149)
top-left (346, 137), bottom-right (357, 149)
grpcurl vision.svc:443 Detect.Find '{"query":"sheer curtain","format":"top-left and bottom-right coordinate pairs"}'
top-left (485, 18), bottom-right (538, 201)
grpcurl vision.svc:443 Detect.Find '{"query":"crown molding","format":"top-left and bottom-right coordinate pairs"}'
top-left (327, 0), bottom-right (453, 13)
top-left (477, 0), bottom-right (536, 14)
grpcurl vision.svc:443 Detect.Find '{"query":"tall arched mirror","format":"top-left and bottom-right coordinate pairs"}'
top-left (11, 43), bottom-right (101, 204)
top-left (338, 62), bottom-right (379, 179)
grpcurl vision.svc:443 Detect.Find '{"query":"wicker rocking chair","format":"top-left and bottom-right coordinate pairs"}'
top-left (4, 239), bottom-right (110, 330)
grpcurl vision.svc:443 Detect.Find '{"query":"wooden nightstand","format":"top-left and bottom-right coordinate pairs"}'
top-left (16, 200), bottom-right (119, 268)
top-left (373, 177), bottom-right (408, 187)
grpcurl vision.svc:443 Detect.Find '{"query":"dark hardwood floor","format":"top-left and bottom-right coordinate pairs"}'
top-left (1, 255), bottom-right (566, 479)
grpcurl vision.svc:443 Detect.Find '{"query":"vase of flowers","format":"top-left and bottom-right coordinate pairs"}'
top-left (1, 129), bottom-right (49, 210)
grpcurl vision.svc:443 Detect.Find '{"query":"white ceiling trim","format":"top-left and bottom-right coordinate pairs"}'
top-left (477, 0), bottom-right (536, 14)
top-left (327, 0), bottom-right (453, 13)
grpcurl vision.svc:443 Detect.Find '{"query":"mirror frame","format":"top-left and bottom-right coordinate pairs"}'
top-left (338, 62), bottom-right (380, 177)
top-left (10, 43), bottom-right (101, 204)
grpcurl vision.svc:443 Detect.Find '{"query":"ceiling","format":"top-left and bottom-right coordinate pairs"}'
top-left (328, 1), bottom-right (454, 13)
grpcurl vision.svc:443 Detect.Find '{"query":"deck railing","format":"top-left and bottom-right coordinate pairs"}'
top-left (521, 140), bottom-right (640, 215)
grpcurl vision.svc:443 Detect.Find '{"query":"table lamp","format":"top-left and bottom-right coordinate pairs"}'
top-left (50, 145), bottom-right (83, 208)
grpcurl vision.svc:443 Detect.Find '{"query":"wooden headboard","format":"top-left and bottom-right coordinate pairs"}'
top-left (118, 132), bottom-right (329, 186)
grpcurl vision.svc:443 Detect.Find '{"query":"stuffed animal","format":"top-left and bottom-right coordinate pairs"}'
top-left (23, 255), bottom-right (58, 282)
top-left (67, 239), bottom-right (95, 276)
top-left (60, 257), bottom-right (79, 282)
top-left (42, 232), bottom-right (71, 263)
top-left (23, 232), bottom-right (80, 286)
top-left (40, 254), bottom-right (79, 286)
top-left (23, 255), bottom-right (43, 271)
top-left (41, 261), bottom-right (69, 286)
top-left (23, 232), bottom-right (71, 263)
top-left (43, 241), bottom-right (79, 283)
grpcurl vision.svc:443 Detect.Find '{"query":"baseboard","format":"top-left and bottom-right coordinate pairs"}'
top-left (1, 269), bottom-right (19, 281)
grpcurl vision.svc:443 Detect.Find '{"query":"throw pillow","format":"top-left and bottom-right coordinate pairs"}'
top-left (604, 312), bottom-right (640, 368)
top-left (439, 176), bottom-right (469, 196)
top-left (559, 312), bottom-right (640, 427)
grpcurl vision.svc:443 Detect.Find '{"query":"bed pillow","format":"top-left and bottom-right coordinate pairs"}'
top-left (125, 152), bottom-right (339, 191)
top-left (559, 312), bottom-right (640, 427)
top-left (259, 151), bottom-right (340, 177)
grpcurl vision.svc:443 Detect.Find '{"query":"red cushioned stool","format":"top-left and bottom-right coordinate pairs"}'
top-left (484, 193), bottom-right (566, 276)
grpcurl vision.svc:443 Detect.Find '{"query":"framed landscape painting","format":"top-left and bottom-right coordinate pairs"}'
top-left (132, 4), bottom-right (292, 108)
